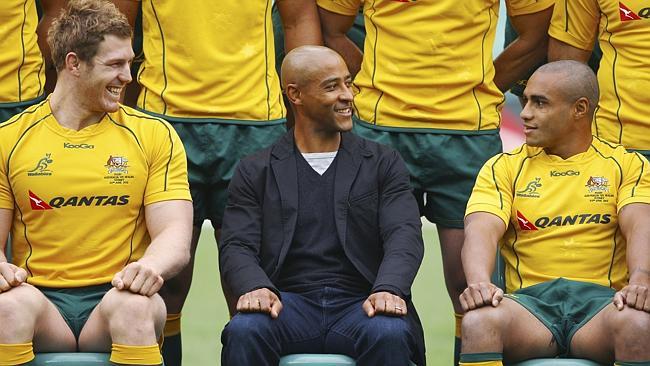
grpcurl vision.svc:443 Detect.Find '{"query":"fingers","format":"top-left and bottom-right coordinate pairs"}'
top-left (620, 285), bottom-right (650, 312)
top-left (0, 263), bottom-right (28, 292)
top-left (460, 282), bottom-right (501, 312)
top-left (362, 298), bottom-right (375, 317)
top-left (366, 292), bottom-right (407, 317)
top-left (492, 288), bottom-right (504, 307)
top-left (613, 290), bottom-right (626, 311)
top-left (236, 288), bottom-right (283, 318)
top-left (111, 263), bottom-right (163, 296)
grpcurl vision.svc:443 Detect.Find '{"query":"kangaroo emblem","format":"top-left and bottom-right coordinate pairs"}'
top-left (517, 177), bottom-right (542, 194)
top-left (29, 154), bottom-right (53, 173)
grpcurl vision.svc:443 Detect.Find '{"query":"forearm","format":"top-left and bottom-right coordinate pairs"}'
top-left (323, 34), bottom-right (362, 77)
top-left (138, 224), bottom-right (191, 280)
top-left (548, 37), bottom-right (591, 63)
top-left (626, 231), bottom-right (650, 286)
top-left (493, 36), bottom-right (547, 92)
top-left (278, 0), bottom-right (323, 52)
top-left (462, 214), bottom-right (504, 284)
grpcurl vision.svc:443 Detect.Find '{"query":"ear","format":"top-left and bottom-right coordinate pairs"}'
top-left (573, 97), bottom-right (590, 119)
top-left (64, 52), bottom-right (82, 76)
top-left (285, 84), bottom-right (302, 106)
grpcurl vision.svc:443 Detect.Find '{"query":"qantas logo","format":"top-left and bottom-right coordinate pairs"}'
top-left (515, 212), bottom-right (611, 230)
top-left (29, 191), bottom-right (53, 210)
top-left (619, 2), bottom-right (650, 21)
top-left (516, 211), bottom-right (538, 231)
top-left (28, 191), bottom-right (129, 210)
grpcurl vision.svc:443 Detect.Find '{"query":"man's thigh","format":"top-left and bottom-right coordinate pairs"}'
top-left (223, 291), bottom-right (324, 353)
top-left (2, 284), bottom-right (77, 352)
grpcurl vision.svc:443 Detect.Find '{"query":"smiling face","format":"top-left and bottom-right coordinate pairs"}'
top-left (75, 34), bottom-right (134, 114)
top-left (520, 71), bottom-right (576, 150)
top-left (299, 54), bottom-right (354, 133)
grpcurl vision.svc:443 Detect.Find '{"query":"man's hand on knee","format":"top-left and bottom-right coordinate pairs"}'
top-left (111, 262), bottom-right (164, 297)
top-left (363, 291), bottom-right (407, 317)
top-left (459, 282), bottom-right (503, 312)
top-left (0, 262), bottom-right (27, 292)
top-left (614, 284), bottom-right (650, 312)
top-left (236, 288), bottom-right (283, 318)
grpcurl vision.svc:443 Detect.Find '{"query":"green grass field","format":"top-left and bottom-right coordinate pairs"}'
top-left (182, 223), bottom-right (454, 365)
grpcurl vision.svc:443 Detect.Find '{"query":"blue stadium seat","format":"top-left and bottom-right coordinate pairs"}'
top-left (513, 359), bottom-right (601, 366)
top-left (279, 354), bottom-right (417, 365)
top-left (32, 353), bottom-right (166, 366)
top-left (32, 353), bottom-right (111, 365)
top-left (279, 354), bottom-right (356, 365)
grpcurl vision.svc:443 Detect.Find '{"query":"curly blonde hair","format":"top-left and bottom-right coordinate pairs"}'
top-left (48, 0), bottom-right (131, 71)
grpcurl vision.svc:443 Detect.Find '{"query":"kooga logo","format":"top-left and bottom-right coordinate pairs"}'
top-left (550, 170), bottom-right (579, 177)
top-left (64, 142), bottom-right (94, 149)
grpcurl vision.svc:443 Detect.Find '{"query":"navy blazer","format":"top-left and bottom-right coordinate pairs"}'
top-left (219, 130), bottom-right (426, 363)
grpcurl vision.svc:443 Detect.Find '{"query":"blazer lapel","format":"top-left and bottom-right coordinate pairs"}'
top-left (270, 132), bottom-right (299, 269)
top-left (333, 133), bottom-right (364, 249)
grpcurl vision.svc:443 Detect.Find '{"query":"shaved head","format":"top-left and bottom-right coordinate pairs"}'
top-left (533, 60), bottom-right (599, 115)
top-left (281, 46), bottom-right (346, 90)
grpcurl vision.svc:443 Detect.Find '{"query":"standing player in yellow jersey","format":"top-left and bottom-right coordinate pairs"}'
top-left (459, 61), bottom-right (650, 366)
top-left (130, 1), bottom-right (321, 364)
top-left (311, 0), bottom-right (554, 363)
top-left (0, 1), bottom-right (192, 365)
top-left (0, 0), bottom-right (46, 123)
top-left (548, 0), bottom-right (650, 160)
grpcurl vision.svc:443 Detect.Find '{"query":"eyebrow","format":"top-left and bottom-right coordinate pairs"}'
top-left (319, 75), bottom-right (352, 87)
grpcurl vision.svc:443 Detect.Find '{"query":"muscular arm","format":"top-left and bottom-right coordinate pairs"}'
top-left (277, 0), bottom-right (323, 52)
top-left (493, 7), bottom-right (553, 92)
top-left (318, 7), bottom-right (362, 77)
top-left (548, 37), bottom-right (592, 63)
top-left (615, 203), bottom-right (650, 312)
top-left (460, 212), bottom-right (507, 311)
top-left (112, 199), bottom-right (192, 296)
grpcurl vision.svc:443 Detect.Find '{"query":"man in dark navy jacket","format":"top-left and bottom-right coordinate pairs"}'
top-left (219, 46), bottom-right (425, 366)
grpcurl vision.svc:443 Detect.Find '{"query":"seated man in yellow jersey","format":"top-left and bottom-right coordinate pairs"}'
top-left (458, 61), bottom-right (650, 366)
top-left (548, 0), bottom-right (650, 161)
top-left (0, 1), bottom-right (192, 365)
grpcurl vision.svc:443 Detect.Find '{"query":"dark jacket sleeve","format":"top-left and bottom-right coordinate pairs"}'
top-left (371, 149), bottom-right (424, 299)
top-left (218, 158), bottom-right (279, 299)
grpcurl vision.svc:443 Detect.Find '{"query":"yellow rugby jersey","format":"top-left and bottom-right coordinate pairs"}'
top-left (137, 0), bottom-right (285, 121)
top-left (317, 0), bottom-right (553, 131)
top-left (549, 0), bottom-right (650, 151)
top-left (0, 0), bottom-right (45, 103)
top-left (466, 138), bottom-right (650, 293)
top-left (0, 100), bottom-right (191, 288)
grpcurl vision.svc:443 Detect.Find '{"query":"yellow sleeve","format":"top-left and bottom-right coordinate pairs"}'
top-left (143, 120), bottom-right (191, 205)
top-left (506, 0), bottom-right (555, 17)
top-left (548, 0), bottom-right (599, 51)
top-left (0, 142), bottom-right (13, 210)
top-left (465, 153), bottom-right (513, 227)
top-left (618, 152), bottom-right (650, 210)
top-left (317, 0), bottom-right (361, 16)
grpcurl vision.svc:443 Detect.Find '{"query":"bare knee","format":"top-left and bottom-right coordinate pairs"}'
top-left (610, 307), bottom-right (650, 355)
top-left (461, 306), bottom-right (508, 350)
top-left (99, 289), bottom-right (166, 341)
top-left (0, 284), bottom-right (47, 341)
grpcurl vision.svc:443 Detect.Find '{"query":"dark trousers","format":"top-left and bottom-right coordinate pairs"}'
top-left (221, 287), bottom-right (417, 366)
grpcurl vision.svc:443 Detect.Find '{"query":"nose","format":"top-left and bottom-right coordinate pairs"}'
top-left (119, 64), bottom-right (132, 84)
top-left (340, 84), bottom-right (353, 102)
top-left (520, 100), bottom-right (532, 121)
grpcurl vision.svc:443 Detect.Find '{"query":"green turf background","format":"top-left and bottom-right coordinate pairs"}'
top-left (182, 223), bottom-right (453, 365)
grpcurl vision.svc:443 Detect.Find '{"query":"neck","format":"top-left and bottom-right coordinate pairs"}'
top-left (544, 133), bottom-right (593, 160)
top-left (294, 124), bottom-right (341, 153)
top-left (49, 79), bottom-right (105, 131)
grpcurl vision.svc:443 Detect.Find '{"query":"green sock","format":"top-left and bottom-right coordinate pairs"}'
top-left (615, 362), bottom-right (650, 366)
top-left (454, 336), bottom-right (461, 365)
top-left (161, 334), bottom-right (181, 366)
